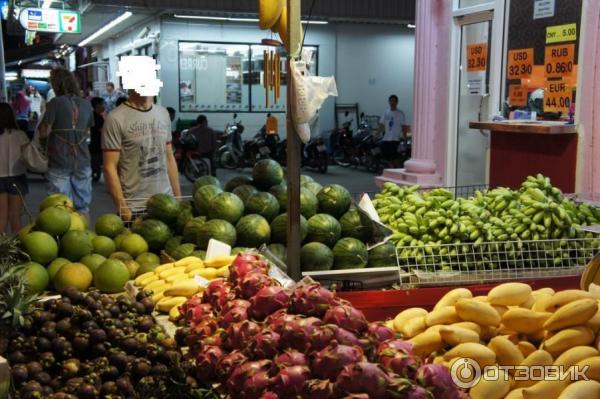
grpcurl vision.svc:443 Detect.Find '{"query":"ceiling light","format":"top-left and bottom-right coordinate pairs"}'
top-left (6, 72), bottom-right (18, 77)
top-left (42, 0), bottom-right (54, 9)
top-left (407, 24), bottom-right (416, 28)
top-left (6, 76), bottom-right (17, 81)
top-left (78, 11), bottom-right (132, 47)
top-left (22, 69), bottom-right (51, 78)
top-left (174, 14), bottom-right (327, 24)
top-left (302, 20), bottom-right (328, 25)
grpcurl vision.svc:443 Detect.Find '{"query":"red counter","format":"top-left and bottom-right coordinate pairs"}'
top-left (470, 121), bottom-right (578, 193)
top-left (337, 275), bottom-right (581, 321)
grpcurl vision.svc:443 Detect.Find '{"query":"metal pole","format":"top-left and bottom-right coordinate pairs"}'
top-left (286, 0), bottom-right (302, 281)
top-left (0, 21), bottom-right (7, 102)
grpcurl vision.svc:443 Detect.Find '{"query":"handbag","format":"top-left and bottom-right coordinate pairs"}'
top-left (22, 131), bottom-right (48, 174)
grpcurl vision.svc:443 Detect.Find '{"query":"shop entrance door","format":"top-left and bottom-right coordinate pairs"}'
top-left (454, 16), bottom-right (493, 189)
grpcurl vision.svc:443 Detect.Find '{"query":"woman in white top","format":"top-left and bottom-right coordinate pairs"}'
top-left (0, 103), bottom-right (30, 233)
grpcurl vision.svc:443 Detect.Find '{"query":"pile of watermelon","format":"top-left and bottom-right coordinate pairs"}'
top-left (141, 160), bottom-right (397, 272)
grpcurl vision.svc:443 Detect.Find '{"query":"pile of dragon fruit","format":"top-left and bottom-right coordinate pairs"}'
top-left (175, 253), bottom-right (465, 399)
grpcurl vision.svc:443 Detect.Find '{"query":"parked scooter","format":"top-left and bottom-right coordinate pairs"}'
top-left (331, 112), bottom-right (355, 167)
top-left (216, 114), bottom-right (246, 169)
top-left (173, 129), bottom-right (211, 182)
top-left (278, 135), bottom-right (329, 173)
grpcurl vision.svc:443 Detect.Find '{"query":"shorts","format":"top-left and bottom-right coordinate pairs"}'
top-left (0, 175), bottom-right (29, 195)
top-left (381, 141), bottom-right (400, 160)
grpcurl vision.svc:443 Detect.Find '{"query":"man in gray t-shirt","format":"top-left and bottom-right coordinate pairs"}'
top-left (102, 94), bottom-right (181, 220)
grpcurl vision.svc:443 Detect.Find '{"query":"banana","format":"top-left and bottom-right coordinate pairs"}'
top-left (169, 305), bottom-right (181, 321)
top-left (189, 268), bottom-right (218, 280)
top-left (164, 279), bottom-right (200, 297)
top-left (136, 273), bottom-right (159, 287)
top-left (158, 266), bottom-right (186, 279)
top-left (165, 273), bottom-right (189, 284)
top-left (135, 272), bottom-right (157, 286)
top-left (175, 256), bottom-right (203, 267)
top-left (204, 255), bottom-right (237, 268)
top-left (156, 296), bottom-right (188, 313)
top-left (154, 263), bottom-right (175, 274)
top-left (184, 262), bottom-right (206, 273)
top-left (143, 279), bottom-right (167, 291)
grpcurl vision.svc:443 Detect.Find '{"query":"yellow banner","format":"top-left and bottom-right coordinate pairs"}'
top-left (546, 23), bottom-right (577, 44)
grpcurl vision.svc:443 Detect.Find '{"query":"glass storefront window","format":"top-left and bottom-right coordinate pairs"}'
top-left (459, 0), bottom-right (494, 8)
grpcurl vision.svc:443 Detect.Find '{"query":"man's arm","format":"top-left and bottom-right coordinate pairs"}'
top-left (165, 143), bottom-right (182, 197)
top-left (103, 151), bottom-right (131, 221)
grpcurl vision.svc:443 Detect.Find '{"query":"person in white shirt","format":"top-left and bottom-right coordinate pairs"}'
top-left (379, 94), bottom-right (406, 167)
top-left (28, 85), bottom-right (44, 119)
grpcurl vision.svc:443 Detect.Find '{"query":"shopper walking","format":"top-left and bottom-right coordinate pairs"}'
top-left (28, 86), bottom-right (45, 120)
top-left (0, 103), bottom-right (30, 233)
top-left (90, 97), bottom-right (106, 182)
top-left (188, 115), bottom-right (217, 177)
top-left (379, 94), bottom-right (406, 168)
top-left (38, 68), bottom-right (95, 216)
top-left (102, 82), bottom-right (124, 113)
top-left (102, 88), bottom-right (181, 221)
top-left (12, 91), bottom-right (31, 137)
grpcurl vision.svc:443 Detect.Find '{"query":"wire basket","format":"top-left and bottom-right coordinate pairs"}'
top-left (315, 279), bottom-right (365, 292)
top-left (396, 237), bottom-right (599, 287)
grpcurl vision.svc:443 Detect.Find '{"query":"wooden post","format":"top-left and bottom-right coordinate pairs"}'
top-left (286, 0), bottom-right (302, 281)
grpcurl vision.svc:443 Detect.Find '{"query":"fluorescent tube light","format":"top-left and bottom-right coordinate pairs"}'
top-left (78, 11), bottom-right (132, 47)
top-left (6, 76), bottom-right (17, 81)
top-left (6, 71), bottom-right (18, 77)
top-left (407, 24), bottom-right (416, 28)
top-left (42, 0), bottom-right (54, 8)
top-left (22, 69), bottom-right (51, 78)
top-left (174, 14), bottom-right (328, 24)
top-left (303, 20), bottom-right (328, 25)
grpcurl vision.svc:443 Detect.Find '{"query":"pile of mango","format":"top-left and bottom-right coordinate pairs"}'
top-left (373, 175), bottom-right (600, 270)
top-left (133, 255), bottom-right (235, 318)
top-left (384, 283), bottom-right (600, 399)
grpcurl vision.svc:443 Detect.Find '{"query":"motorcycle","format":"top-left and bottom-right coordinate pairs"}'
top-left (331, 114), bottom-right (355, 167)
top-left (278, 135), bottom-right (329, 174)
top-left (174, 129), bottom-right (211, 182)
top-left (216, 114), bottom-right (246, 169)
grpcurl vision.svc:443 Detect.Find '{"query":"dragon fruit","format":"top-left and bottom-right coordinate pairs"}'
top-left (187, 319), bottom-right (219, 347)
top-left (180, 295), bottom-right (205, 317)
top-left (377, 339), bottom-right (414, 356)
top-left (222, 299), bottom-right (252, 314)
top-left (378, 347), bottom-right (420, 378)
top-left (186, 303), bottom-right (215, 326)
top-left (335, 362), bottom-right (396, 399)
top-left (310, 324), bottom-right (338, 351)
top-left (260, 392), bottom-right (279, 399)
top-left (229, 254), bottom-right (269, 284)
top-left (334, 327), bottom-right (362, 347)
top-left (242, 370), bottom-right (272, 399)
top-left (271, 365), bottom-right (312, 397)
top-left (227, 360), bottom-right (272, 397)
top-left (220, 306), bottom-right (249, 328)
top-left (280, 317), bottom-right (323, 352)
top-left (194, 345), bottom-right (224, 380)
top-left (289, 283), bottom-right (336, 317)
top-left (311, 342), bottom-right (365, 381)
top-left (367, 322), bottom-right (396, 343)
top-left (416, 363), bottom-right (464, 399)
top-left (301, 379), bottom-right (335, 399)
top-left (248, 286), bottom-right (291, 320)
top-left (198, 332), bottom-right (224, 352)
top-left (237, 272), bottom-right (277, 299)
top-left (247, 329), bottom-right (281, 359)
top-left (406, 385), bottom-right (434, 399)
top-left (266, 310), bottom-right (300, 334)
top-left (202, 278), bottom-right (235, 311)
top-left (224, 320), bottom-right (261, 350)
top-left (216, 350), bottom-right (248, 379)
top-left (274, 350), bottom-right (309, 368)
top-left (323, 304), bottom-right (369, 334)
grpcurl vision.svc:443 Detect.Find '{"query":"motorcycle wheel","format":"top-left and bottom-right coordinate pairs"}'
top-left (183, 158), bottom-right (210, 183)
top-left (332, 149), bottom-right (351, 167)
top-left (220, 151), bottom-right (238, 169)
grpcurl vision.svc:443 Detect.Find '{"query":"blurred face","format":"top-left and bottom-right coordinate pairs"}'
top-left (389, 97), bottom-right (398, 109)
top-left (95, 102), bottom-right (105, 114)
top-left (106, 84), bottom-right (114, 94)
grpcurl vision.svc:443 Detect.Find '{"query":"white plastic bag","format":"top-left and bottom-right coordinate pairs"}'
top-left (290, 60), bottom-right (337, 143)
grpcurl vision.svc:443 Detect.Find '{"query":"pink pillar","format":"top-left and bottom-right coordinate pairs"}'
top-left (376, 0), bottom-right (451, 188)
top-left (580, 2), bottom-right (600, 198)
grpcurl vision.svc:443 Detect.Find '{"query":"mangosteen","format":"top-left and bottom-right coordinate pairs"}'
top-left (132, 301), bottom-right (146, 315)
top-left (40, 352), bottom-right (56, 369)
top-left (109, 305), bottom-right (120, 317)
top-left (35, 336), bottom-right (52, 352)
top-left (72, 333), bottom-right (90, 353)
top-left (77, 383), bottom-right (98, 399)
top-left (161, 337), bottom-right (177, 350)
top-left (31, 309), bottom-right (53, 325)
top-left (97, 309), bottom-right (112, 319)
top-left (11, 364), bottom-right (28, 384)
top-left (136, 291), bottom-right (148, 302)
top-left (64, 377), bottom-right (84, 394)
top-left (61, 286), bottom-right (84, 304)
top-left (73, 308), bottom-right (93, 324)
top-left (41, 321), bottom-right (58, 340)
top-left (33, 371), bottom-right (51, 385)
top-left (88, 290), bottom-right (102, 300)
top-left (23, 336), bottom-right (37, 354)
top-left (106, 327), bottom-right (124, 341)
top-left (150, 363), bottom-right (168, 376)
top-left (109, 353), bottom-right (128, 372)
top-left (81, 320), bottom-right (99, 332)
top-left (43, 298), bottom-right (57, 311)
top-left (115, 376), bottom-right (134, 395)
top-left (140, 297), bottom-right (155, 314)
top-left (101, 381), bottom-right (119, 395)
top-left (137, 316), bottom-right (154, 333)
top-left (8, 350), bottom-right (27, 365)
top-left (186, 375), bottom-right (199, 389)
top-left (61, 358), bottom-right (80, 378)
top-left (55, 319), bottom-right (71, 336)
top-left (52, 338), bottom-right (73, 359)
top-left (101, 365), bottom-right (120, 381)
top-left (20, 380), bottom-right (42, 394)
top-left (91, 343), bottom-right (107, 357)
top-left (79, 360), bottom-right (94, 375)
top-left (56, 302), bottom-right (74, 318)
top-left (41, 385), bottom-right (54, 396)
top-left (26, 361), bottom-right (43, 376)
top-left (132, 358), bottom-right (152, 379)
top-left (49, 376), bottom-right (62, 391)
top-left (164, 350), bottom-right (181, 364)
top-left (89, 329), bottom-right (107, 344)
top-left (52, 393), bottom-right (78, 399)
top-left (113, 319), bottom-right (124, 329)
top-left (121, 337), bottom-right (139, 354)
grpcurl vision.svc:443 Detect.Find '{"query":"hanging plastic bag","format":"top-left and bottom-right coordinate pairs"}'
top-left (290, 60), bottom-right (337, 143)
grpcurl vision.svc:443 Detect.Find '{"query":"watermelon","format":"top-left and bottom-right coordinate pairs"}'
top-left (131, 217), bottom-right (145, 235)
top-left (147, 194), bottom-right (180, 223)
top-left (253, 159), bottom-right (284, 190)
top-left (339, 208), bottom-right (367, 241)
top-left (225, 175), bottom-right (253, 192)
top-left (193, 176), bottom-right (221, 193)
top-left (272, 184), bottom-right (288, 211)
top-left (317, 184), bottom-right (352, 218)
top-left (333, 238), bottom-right (368, 270)
top-left (269, 182), bottom-right (287, 197)
top-left (182, 216), bottom-right (207, 243)
top-left (231, 247), bottom-right (250, 255)
top-left (300, 242), bottom-right (334, 271)
top-left (302, 181), bottom-right (323, 196)
top-left (207, 192), bottom-right (245, 224)
top-left (180, 200), bottom-right (194, 212)
top-left (300, 188), bottom-right (319, 218)
top-left (368, 242), bottom-right (397, 268)
top-left (137, 218), bottom-right (172, 252)
top-left (270, 213), bottom-right (308, 244)
top-left (171, 243), bottom-right (196, 260)
top-left (175, 207), bottom-right (194, 235)
top-left (194, 185), bottom-right (223, 216)
top-left (165, 236), bottom-right (183, 256)
top-left (236, 214), bottom-right (271, 248)
top-left (267, 243), bottom-right (287, 263)
top-left (300, 175), bottom-right (314, 184)
top-left (245, 192), bottom-right (280, 222)
top-left (306, 214), bottom-right (341, 248)
top-left (192, 250), bottom-right (206, 260)
top-left (233, 184), bottom-right (259, 204)
top-left (196, 219), bottom-right (237, 249)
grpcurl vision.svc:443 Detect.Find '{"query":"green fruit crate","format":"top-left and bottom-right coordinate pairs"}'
top-left (396, 237), bottom-right (600, 287)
